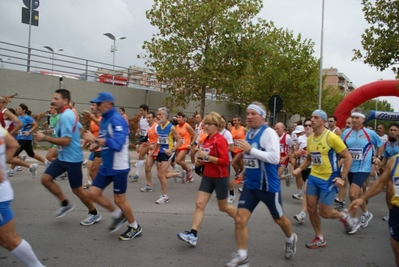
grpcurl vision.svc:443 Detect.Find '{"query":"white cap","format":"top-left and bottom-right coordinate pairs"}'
top-left (292, 125), bottom-right (305, 134)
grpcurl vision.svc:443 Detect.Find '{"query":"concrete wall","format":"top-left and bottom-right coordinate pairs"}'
top-left (0, 68), bottom-right (243, 121)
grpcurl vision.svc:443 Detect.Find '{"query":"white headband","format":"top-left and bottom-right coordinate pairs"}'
top-left (247, 104), bottom-right (266, 118)
top-left (351, 112), bottom-right (365, 118)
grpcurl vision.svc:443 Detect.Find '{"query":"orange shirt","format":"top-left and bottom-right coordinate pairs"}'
top-left (176, 122), bottom-right (192, 150)
top-left (231, 125), bottom-right (246, 154)
top-left (147, 123), bottom-right (159, 155)
top-left (198, 129), bottom-right (208, 146)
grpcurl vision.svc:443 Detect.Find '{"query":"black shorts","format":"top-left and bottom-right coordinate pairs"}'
top-left (389, 205), bottom-right (399, 242)
top-left (139, 136), bottom-right (148, 143)
top-left (156, 152), bottom-right (175, 162)
top-left (198, 175), bottom-right (229, 200)
top-left (301, 168), bottom-right (311, 182)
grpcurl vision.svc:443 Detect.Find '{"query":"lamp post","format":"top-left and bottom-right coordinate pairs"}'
top-left (103, 33), bottom-right (126, 85)
top-left (43, 46), bottom-right (64, 76)
top-left (318, 0), bottom-right (325, 110)
top-left (0, 57), bottom-right (11, 68)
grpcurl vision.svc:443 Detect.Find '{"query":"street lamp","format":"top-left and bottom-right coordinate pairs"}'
top-left (103, 33), bottom-right (126, 85)
top-left (318, 0), bottom-right (325, 110)
top-left (0, 57), bottom-right (11, 68)
top-left (43, 46), bottom-right (64, 76)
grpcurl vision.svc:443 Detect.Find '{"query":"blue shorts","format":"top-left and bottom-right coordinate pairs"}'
top-left (88, 151), bottom-right (102, 161)
top-left (237, 187), bottom-right (283, 219)
top-left (45, 158), bottom-right (83, 189)
top-left (389, 205), bottom-right (399, 242)
top-left (92, 171), bottom-right (129, 195)
top-left (0, 201), bottom-right (14, 226)
top-left (306, 175), bottom-right (337, 205)
top-left (348, 172), bottom-right (369, 187)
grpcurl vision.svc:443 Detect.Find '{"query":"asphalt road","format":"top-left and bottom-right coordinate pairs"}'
top-left (0, 150), bottom-right (395, 267)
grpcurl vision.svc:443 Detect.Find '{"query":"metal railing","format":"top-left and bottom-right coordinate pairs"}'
top-left (0, 41), bottom-right (164, 91)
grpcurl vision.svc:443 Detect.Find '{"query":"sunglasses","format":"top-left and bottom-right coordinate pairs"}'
top-left (304, 124), bottom-right (312, 127)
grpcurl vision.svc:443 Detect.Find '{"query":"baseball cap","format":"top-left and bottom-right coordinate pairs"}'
top-left (292, 125), bottom-right (305, 134)
top-left (90, 92), bottom-right (115, 103)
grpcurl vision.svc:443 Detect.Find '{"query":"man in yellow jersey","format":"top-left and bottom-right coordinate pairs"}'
top-left (349, 155), bottom-right (399, 267)
top-left (293, 109), bottom-right (355, 249)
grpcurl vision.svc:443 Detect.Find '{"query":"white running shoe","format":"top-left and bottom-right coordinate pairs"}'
top-left (227, 194), bottom-right (236, 204)
top-left (29, 163), bottom-right (38, 179)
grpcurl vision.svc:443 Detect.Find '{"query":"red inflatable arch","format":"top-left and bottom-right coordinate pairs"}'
top-left (334, 80), bottom-right (399, 129)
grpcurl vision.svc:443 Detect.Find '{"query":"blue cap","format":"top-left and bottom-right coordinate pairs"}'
top-left (312, 109), bottom-right (328, 121)
top-left (90, 92), bottom-right (115, 103)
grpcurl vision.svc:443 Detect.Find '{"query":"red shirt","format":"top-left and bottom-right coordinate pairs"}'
top-left (202, 132), bottom-right (229, 178)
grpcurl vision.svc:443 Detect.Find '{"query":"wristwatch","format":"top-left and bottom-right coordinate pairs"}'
top-left (340, 175), bottom-right (347, 180)
top-left (204, 155), bottom-right (210, 161)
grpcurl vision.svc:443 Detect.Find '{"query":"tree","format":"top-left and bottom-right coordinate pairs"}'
top-left (140, 0), bottom-right (320, 117)
top-left (353, 0), bottom-right (399, 78)
top-left (140, 0), bottom-right (263, 116)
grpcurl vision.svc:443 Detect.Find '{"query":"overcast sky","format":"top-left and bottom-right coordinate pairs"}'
top-left (1, 0), bottom-right (397, 110)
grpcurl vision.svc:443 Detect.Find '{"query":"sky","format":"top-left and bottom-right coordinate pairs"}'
top-left (1, 0), bottom-right (397, 110)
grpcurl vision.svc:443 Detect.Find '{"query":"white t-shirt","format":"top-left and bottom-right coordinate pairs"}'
top-left (297, 135), bottom-right (310, 167)
top-left (0, 127), bottom-right (13, 202)
top-left (138, 116), bottom-right (149, 136)
top-left (220, 129), bottom-right (234, 162)
top-left (378, 134), bottom-right (388, 143)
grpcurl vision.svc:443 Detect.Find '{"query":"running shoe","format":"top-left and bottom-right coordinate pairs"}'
top-left (129, 175), bottom-right (139, 182)
top-left (334, 201), bottom-right (344, 212)
top-left (155, 195), bottom-right (170, 204)
top-left (234, 173), bottom-right (244, 185)
top-left (119, 225), bottom-right (143, 241)
top-left (185, 169), bottom-right (194, 183)
top-left (292, 192), bottom-right (303, 200)
top-left (177, 231), bottom-right (198, 246)
top-left (29, 163), bottom-right (38, 179)
top-left (293, 213), bottom-right (306, 224)
top-left (83, 181), bottom-right (92, 190)
top-left (82, 160), bottom-right (88, 168)
top-left (227, 194), bottom-right (236, 204)
top-left (55, 203), bottom-right (76, 218)
top-left (14, 166), bottom-right (22, 172)
top-left (383, 214), bottom-right (389, 221)
top-left (20, 155), bottom-right (27, 161)
top-left (140, 185), bottom-right (154, 192)
top-left (306, 236), bottom-right (326, 249)
top-left (173, 167), bottom-right (179, 173)
top-left (7, 168), bottom-right (14, 177)
top-left (340, 210), bottom-right (359, 234)
top-left (285, 233), bottom-right (298, 258)
top-left (334, 198), bottom-right (345, 205)
top-left (80, 213), bottom-right (102, 226)
top-left (225, 252), bottom-right (250, 267)
top-left (238, 187), bottom-right (243, 193)
top-left (285, 173), bottom-right (293, 187)
top-left (108, 214), bottom-right (127, 233)
top-left (360, 212), bottom-right (373, 228)
top-left (44, 160), bottom-right (51, 169)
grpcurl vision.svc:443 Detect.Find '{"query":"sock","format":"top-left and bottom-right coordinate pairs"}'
top-left (189, 229), bottom-right (198, 237)
top-left (230, 190), bottom-right (234, 196)
top-left (128, 221), bottom-right (138, 229)
top-left (61, 199), bottom-right (69, 207)
top-left (353, 218), bottom-right (358, 224)
top-left (136, 160), bottom-right (145, 176)
top-left (89, 209), bottom-right (98, 215)
top-left (110, 208), bottom-right (122, 219)
top-left (297, 190), bottom-right (302, 195)
top-left (300, 211), bottom-right (306, 217)
top-left (237, 249), bottom-right (248, 260)
top-left (317, 235), bottom-right (324, 241)
top-left (363, 211), bottom-right (370, 217)
top-left (10, 239), bottom-right (44, 267)
top-left (286, 235), bottom-right (294, 243)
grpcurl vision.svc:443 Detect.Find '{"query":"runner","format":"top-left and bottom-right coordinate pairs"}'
top-left (43, 105), bottom-right (60, 167)
top-left (226, 102), bottom-right (297, 267)
top-left (274, 122), bottom-right (295, 187)
top-left (140, 111), bottom-right (158, 192)
top-left (130, 104), bottom-right (149, 181)
top-left (83, 92), bottom-right (142, 241)
top-left (33, 89), bottom-right (100, 225)
top-left (177, 112), bottom-right (236, 247)
top-left (231, 115), bottom-right (246, 184)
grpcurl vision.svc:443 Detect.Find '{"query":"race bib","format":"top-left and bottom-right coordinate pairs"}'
top-left (310, 152), bottom-right (322, 165)
top-left (158, 136), bottom-right (168, 145)
top-left (349, 148), bottom-right (363, 161)
top-left (280, 144), bottom-right (284, 153)
top-left (244, 158), bottom-right (259, 169)
top-left (394, 177), bottom-right (399, 197)
top-left (140, 129), bottom-right (147, 137)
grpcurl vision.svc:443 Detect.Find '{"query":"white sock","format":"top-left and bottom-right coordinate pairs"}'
top-left (286, 235), bottom-right (294, 243)
top-left (136, 160), bottom-right (145, 176)
top-left (128, 221), bottom-right (138, 229)
top-left (10, 239), bottom-right (44, 267)
top-left (363, 211), bottom-right (370, 217)
top-left (237, 249), bottom-right (248, 260)
top-left (353, 218), bottom-right (358, 224)
top-left (110, 208), bottom-right (122, 219)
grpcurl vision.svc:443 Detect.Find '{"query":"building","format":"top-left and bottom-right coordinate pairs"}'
top-left (323, 67), bottom-right (356, 95)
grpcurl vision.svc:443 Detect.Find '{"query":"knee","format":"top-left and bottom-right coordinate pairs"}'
top-left (0, 233), bottom-right (20, 251)
top-left (307, 204), bottom-right (317, 214)
top-left (41, 175), bottom-right (52, 187)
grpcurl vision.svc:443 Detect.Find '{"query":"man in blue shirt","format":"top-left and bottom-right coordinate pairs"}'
top-left (33, 89), bottom-right (100, 225)
top-left (83, 92), bottom-right (142, 241)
